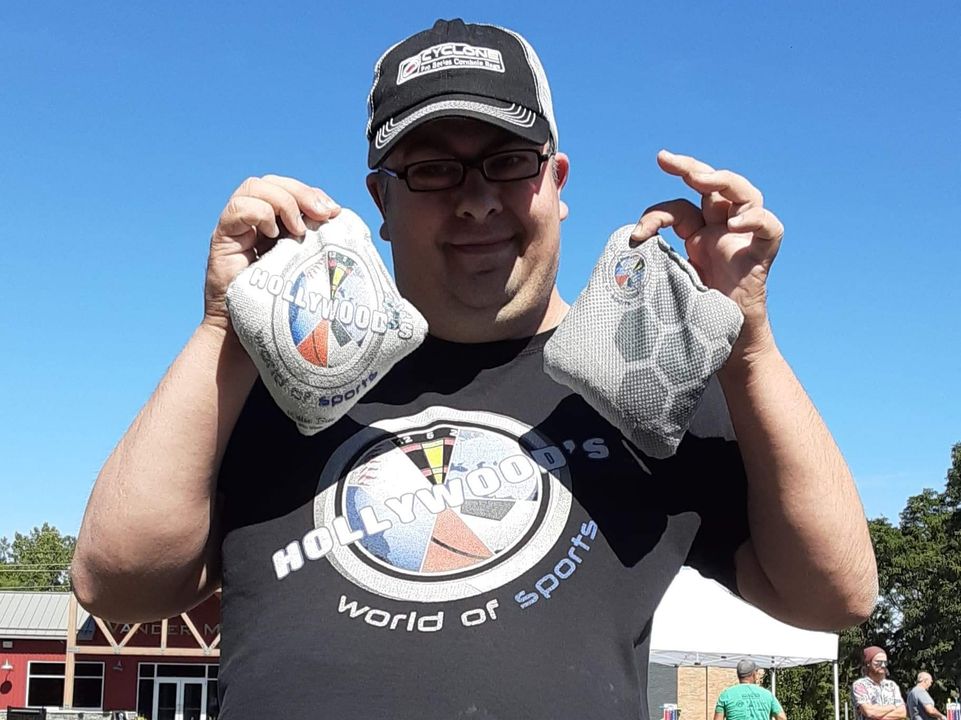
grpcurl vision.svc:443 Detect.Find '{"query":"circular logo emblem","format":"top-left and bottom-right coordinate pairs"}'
top-left (315, 407), bottom-right (573, 602)
top-left (611, 251), bottom-right (646, 299)
top-left (272, 244), bottom-right (391, 385)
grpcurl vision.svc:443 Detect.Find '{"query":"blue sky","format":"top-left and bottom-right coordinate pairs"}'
top-left (1, 1), bottom-right (959, 542)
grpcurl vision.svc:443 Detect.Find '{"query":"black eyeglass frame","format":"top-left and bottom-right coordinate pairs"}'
top-left (377, 149), bottom-right (555, 192)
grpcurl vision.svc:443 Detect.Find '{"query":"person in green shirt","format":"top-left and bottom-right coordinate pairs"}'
top-left (715, 660), bottom-right (788, 720)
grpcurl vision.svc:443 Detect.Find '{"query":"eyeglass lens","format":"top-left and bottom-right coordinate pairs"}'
top-left (406, 150), bottom-right (542, 190)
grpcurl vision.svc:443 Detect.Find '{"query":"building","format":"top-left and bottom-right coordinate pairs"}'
top-left (1, 589), bottom-right (737, 720)
top-left (0, 590), bottom-right (220, 718)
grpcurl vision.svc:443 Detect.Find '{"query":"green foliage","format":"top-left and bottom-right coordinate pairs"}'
top-left (762, 662), bottom-right (839, 720)
top-left (771, 443), bottom-right (961, 719)
top-left (0, 522), bottom-right (76, 591)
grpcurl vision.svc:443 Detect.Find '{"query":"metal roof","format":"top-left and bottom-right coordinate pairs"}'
top-left (0, 591), bottom-right (90, 639)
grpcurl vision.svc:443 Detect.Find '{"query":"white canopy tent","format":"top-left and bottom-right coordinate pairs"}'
top-left (650, 567), bottom-right (841, 720)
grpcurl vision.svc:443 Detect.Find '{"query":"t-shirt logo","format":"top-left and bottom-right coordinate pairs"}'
top-left (311, 407), bottom-right (573, 602)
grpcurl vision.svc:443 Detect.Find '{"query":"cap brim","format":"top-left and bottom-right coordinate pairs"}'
top-left (368, 94), bottom-right (550, 168)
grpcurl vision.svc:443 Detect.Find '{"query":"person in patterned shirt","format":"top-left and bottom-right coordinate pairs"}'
top-left (853, 646), bottom-right (907, 720)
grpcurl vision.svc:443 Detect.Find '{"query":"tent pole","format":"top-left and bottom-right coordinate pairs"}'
top-left (834, 661), bottom-right (841, 720)
top-left (772, 668), bottom-right (777, 697)
top-left (704, 665), bottom-right (708, 720)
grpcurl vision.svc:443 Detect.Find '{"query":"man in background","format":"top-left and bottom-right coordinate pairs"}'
top-left (853, 646), bottom-right (907, 720)
top-left (908, 672), bottom-right (947, 720)
top-left (715, 659), bottom-right (787, 720)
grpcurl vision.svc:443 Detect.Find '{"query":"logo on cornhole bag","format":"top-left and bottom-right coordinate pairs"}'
top-left (274, 244), bottom-right (398, 385)
top-left (611, 252), bottom-right (646, 299)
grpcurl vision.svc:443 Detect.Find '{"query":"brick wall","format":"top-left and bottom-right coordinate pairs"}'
top-left (677, 666), bottom-right (738, 720)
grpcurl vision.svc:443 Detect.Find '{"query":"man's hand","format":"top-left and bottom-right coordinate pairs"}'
top-left (631, 150), bottom-right (784, 358)
top-left (204, 175), bottom-right (341, 331)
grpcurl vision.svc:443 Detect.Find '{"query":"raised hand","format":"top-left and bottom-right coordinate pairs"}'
top-left (204, 175), bottom-right (341, 331)
top-left (631, 150), bottom-right (784, 351)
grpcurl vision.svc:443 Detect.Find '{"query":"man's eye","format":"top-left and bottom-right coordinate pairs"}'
top-left (486, 151), bottom-right (537, 178)
top-left (411, 162), bottom-right (459, 179)
top-left (488, 152), bottom-right (526, 171)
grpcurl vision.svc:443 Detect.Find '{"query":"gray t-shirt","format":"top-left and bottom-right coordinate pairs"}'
top-left (908, 686), bottom-right (936, 720)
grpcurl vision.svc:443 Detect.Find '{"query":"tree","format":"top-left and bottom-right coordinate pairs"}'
top-left (768, 442), bottom-right (961, 718)
top-left (0, 523), bottom-right (76, 591)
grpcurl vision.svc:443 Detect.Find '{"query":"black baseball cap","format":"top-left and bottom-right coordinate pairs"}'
top-left (366, 19), bottom-right (559, 168)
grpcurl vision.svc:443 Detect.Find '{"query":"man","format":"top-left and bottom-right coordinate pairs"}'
top-left (72, 18), bottom-right (878, 720)
top-left (853, 646), bottom-right (907, 720)
top-left (908, 673), bottom-right (947, 720)
top-left (715, 659), bottom-right (787, 720)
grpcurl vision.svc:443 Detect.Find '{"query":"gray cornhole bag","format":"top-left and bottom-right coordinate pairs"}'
top-left (226, 208), bottom-right (428, 434)
top-left (544, 225), bottom-right (743, 458)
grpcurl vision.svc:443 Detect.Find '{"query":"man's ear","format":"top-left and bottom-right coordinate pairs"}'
top-left (366, 172), bottom-right (386, 214)
top-left (554, 152), bottom-right (571, 222)
top-left (365, 172), bottom-right (391, 241)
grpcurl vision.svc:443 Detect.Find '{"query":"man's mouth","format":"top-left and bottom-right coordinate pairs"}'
top-left (447, 235), bottom-right (516, 255)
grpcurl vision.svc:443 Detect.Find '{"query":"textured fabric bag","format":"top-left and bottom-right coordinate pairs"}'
top-left (544, 225), bottom-right (743, 458)
top-left (226, 208), bottom-right (428, 434)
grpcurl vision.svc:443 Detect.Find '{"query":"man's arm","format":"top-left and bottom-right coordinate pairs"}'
top-left (859, 705), bottom-right (906, 720)
top-left (715, 711), bottom-right (726, 720)
top-left (888, 684), bottom-right (908, 719)
top-left (72, 324), bottom-right (257, 622)
top-left (718, 328), bottom-right (878, 629)
top-left (771, 694), bottom-right (787, 720)
top-left (857, 692), bottom-right (906, 720)
top-left (924, 703), bottom-right (946, 720)
top-left (72, 177), bottom-right (339, 622)
top-left (633, 151), bottom-right (878, 630)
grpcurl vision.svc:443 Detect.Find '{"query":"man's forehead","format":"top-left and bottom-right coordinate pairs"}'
top-left (390, 118), bottom-right (540, 159)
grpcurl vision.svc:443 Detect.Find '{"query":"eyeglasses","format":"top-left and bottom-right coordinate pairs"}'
top-left (378, 149), bottom-right (554, 192)
top-left (872, 660), bottom-right (888, 667)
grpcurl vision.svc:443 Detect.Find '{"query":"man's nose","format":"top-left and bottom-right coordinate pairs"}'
top-left (454, 166), bottom-right (503, 221)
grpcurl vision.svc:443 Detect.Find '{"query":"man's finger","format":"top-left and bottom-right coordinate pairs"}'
top-left (728, 206), bottom-right (784, 241)
top-left (656, 149), bottom-right (717, 179)
top-left (658, 151), bottom-right (764, 209)
top-left (260, 174), bottom-right (341, 222)
top-left (218, 196), bottom-right (279, 240)
top-left (631, 198), bottom-right (704, 243)
top-left (234, 177), bottom-right (309, 236)
top-left (687, 169), bottom-right (764, 207)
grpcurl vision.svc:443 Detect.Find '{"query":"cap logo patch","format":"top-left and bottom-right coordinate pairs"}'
top-left (397, 42), bottom-right (505, 85)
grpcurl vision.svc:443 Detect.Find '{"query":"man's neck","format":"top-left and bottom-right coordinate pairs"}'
top-left (424, 288), bottom-right (568, 343)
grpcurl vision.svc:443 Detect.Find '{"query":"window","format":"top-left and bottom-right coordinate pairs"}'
top-left (27, 661), bottom-right (103, 709)
top-left (207, 676), bottom-right (219, 719)
top-left (157, 664), bottom-right (205, 678)
top-left (136, 663), bottom-right (220, 719)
